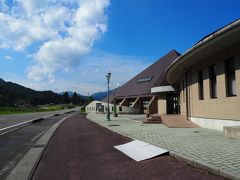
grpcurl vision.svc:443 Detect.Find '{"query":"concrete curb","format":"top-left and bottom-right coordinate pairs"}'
top-left (5, 112), bottom-right (78, 180)
top-left (170, 151), bottom-right (240, 180)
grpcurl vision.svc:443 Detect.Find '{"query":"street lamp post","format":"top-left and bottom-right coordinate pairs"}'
top-left (106, 72), bottom-right (111, 121)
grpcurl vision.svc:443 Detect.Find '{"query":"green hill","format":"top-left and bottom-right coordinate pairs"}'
top-left (0, 78), bottom-right (84, 107)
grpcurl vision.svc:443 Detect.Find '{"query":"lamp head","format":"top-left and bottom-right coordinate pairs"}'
top-left (106, 72), bottom-right (111, 80)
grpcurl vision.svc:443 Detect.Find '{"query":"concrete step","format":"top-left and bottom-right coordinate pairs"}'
top-left (143, 114), bottom-right (162, 124)
top-left (143, 120), bottom-right (162, 124)
top-left (223, 126), bottom-right (240, 139)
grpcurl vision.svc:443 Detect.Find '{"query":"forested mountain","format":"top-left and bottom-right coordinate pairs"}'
top-left (91, 91), bottom-right (111, 100)
top-left (0, 78), bottom-right (84, 107)
top-left (58, 91), bottom-right (87, 98)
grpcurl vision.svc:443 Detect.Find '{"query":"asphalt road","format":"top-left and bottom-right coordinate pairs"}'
top-left (32, 114), bottom-right (224, 180)
top-left (0, 107), bottom-right (81, 130)
top-left (0, 113), bottom-right (72, 180)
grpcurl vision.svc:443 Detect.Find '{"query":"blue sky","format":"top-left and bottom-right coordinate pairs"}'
top-left (0, 0), bottom-right (239, 95)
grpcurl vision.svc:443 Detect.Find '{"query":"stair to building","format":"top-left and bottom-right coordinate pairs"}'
top-left (160, 115), bottom-right (200, 128)
top-left (143, 114), bottom-right (162, 124)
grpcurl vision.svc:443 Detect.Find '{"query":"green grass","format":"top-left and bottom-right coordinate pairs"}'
top-left (0, 107), bottom-right (41, 115)
top-left (39, 105), bottom-right (65, 111)
top-left (0, 104), bottom-right (74, 115)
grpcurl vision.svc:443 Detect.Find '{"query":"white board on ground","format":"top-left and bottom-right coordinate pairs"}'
top-left (114, 140), bottom-right (168, 161)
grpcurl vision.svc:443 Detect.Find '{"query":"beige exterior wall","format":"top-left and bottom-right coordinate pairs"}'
top-left (179, 44), bottom-right (240, 121)
top-left (86, 100), bottom-right (140, 114)
top-left (157, 95), bottom-right (166, 114)
top-left (179, 78), bottom-right (187, 116)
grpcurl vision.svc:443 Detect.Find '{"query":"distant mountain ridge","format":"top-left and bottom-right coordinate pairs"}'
top-left (0, 78), bottom-right (113, 106)
top-left (0, 78), bottom-right (85, 107)
top-left (58, 91), bottom-right (75, 97)
top-left (0, 78), bottom-right (63, 106)
top-left (91, 90), bottom-right (113, 100)
top-left (58, 91), bottom-right (88, 99)
top-left (0, 78), bottom-right (5, 83)
top-left (58, 91), bottom-right (111, 101)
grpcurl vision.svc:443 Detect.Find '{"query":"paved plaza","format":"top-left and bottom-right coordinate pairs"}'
top-left (32, 114), bottom-right (222, 180)
top-left (87, 114), bottom-right (240, 179)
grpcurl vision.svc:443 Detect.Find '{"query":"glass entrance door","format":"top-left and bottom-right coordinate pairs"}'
top-left (166, 93), bottom-right (179, 114)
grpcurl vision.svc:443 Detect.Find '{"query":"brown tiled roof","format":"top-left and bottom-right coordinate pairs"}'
top-left (101, 88), bottom-right (119, 103)
top-left (102, 50), bottom-right (180, 102)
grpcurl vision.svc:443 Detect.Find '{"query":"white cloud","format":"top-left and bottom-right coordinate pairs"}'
top-left (75, 51), bottom-right (149, 94)
top-left (9, 51), bottom-right (151, 95)
top-left (67, 51), bottom-right (151, 94)
top-left (0, 0), bottom-right (153, 95)
top-left (4, 55), bottom-right (14, 60)
top-left (0, 0), bottom-right (110, 81)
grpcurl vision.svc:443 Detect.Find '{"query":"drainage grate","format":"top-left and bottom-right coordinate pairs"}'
top-left (108, 124), bottom-right (120, 127)
top-left (193, 131), bottom-right (200, 133)
top-left (33, 144), bottom-right (45, 148)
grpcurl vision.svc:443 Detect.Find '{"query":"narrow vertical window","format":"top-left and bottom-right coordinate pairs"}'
top-left (225, 58), bottom-right (236, 96)
top-left (198, 70), bottom-right (204, 100)
top-left (209, 64), bottom-right (217, 98)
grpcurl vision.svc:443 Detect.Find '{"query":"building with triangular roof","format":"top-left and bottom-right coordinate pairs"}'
top-left (102, 50), bottom-right (181, 114)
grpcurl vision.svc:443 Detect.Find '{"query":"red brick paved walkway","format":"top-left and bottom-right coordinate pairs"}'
top-left (32, 113), bottom-right (223, 180)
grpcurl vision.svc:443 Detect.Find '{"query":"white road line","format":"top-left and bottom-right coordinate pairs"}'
top-left (0, 124), bottom-right (30, 136)
top-left (0, 110), bottom-right (76, 135)
top-left (0, 119), bottom-right (36, 132)
top-left (0, 118), bottom-right (6, 120)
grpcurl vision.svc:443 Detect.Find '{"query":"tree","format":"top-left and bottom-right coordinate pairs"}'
top-left (75, 95), bottom-right (85, 105)
top-left (71, 92), bottom-right (77, 105)
top-left (87, 96), bottom-right (93, 104)
top-left (63, 92), bottom-right (70, 104)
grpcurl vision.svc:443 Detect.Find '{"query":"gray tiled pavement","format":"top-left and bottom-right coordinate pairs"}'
top-left (87, 114), bottom-right (240, 178)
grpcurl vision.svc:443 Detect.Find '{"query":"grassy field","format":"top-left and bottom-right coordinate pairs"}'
top-left (0, 104), bottom-right (76, 115)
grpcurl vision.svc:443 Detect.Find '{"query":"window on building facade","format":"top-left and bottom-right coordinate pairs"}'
top-left (119, 106), bottom-right (122, 111)
top-left (198, 70), bottom-right (204, 100)
top-left (137, 76), bottom-right (153, 83)
top-left (209, 64), bottom-right (217, 98)
top-left (225, 58), bottom-right (236, 96)
top-left (129, 101), bottom-right (134, 107)
top-left (142, 100), bottom-right (149, 110)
